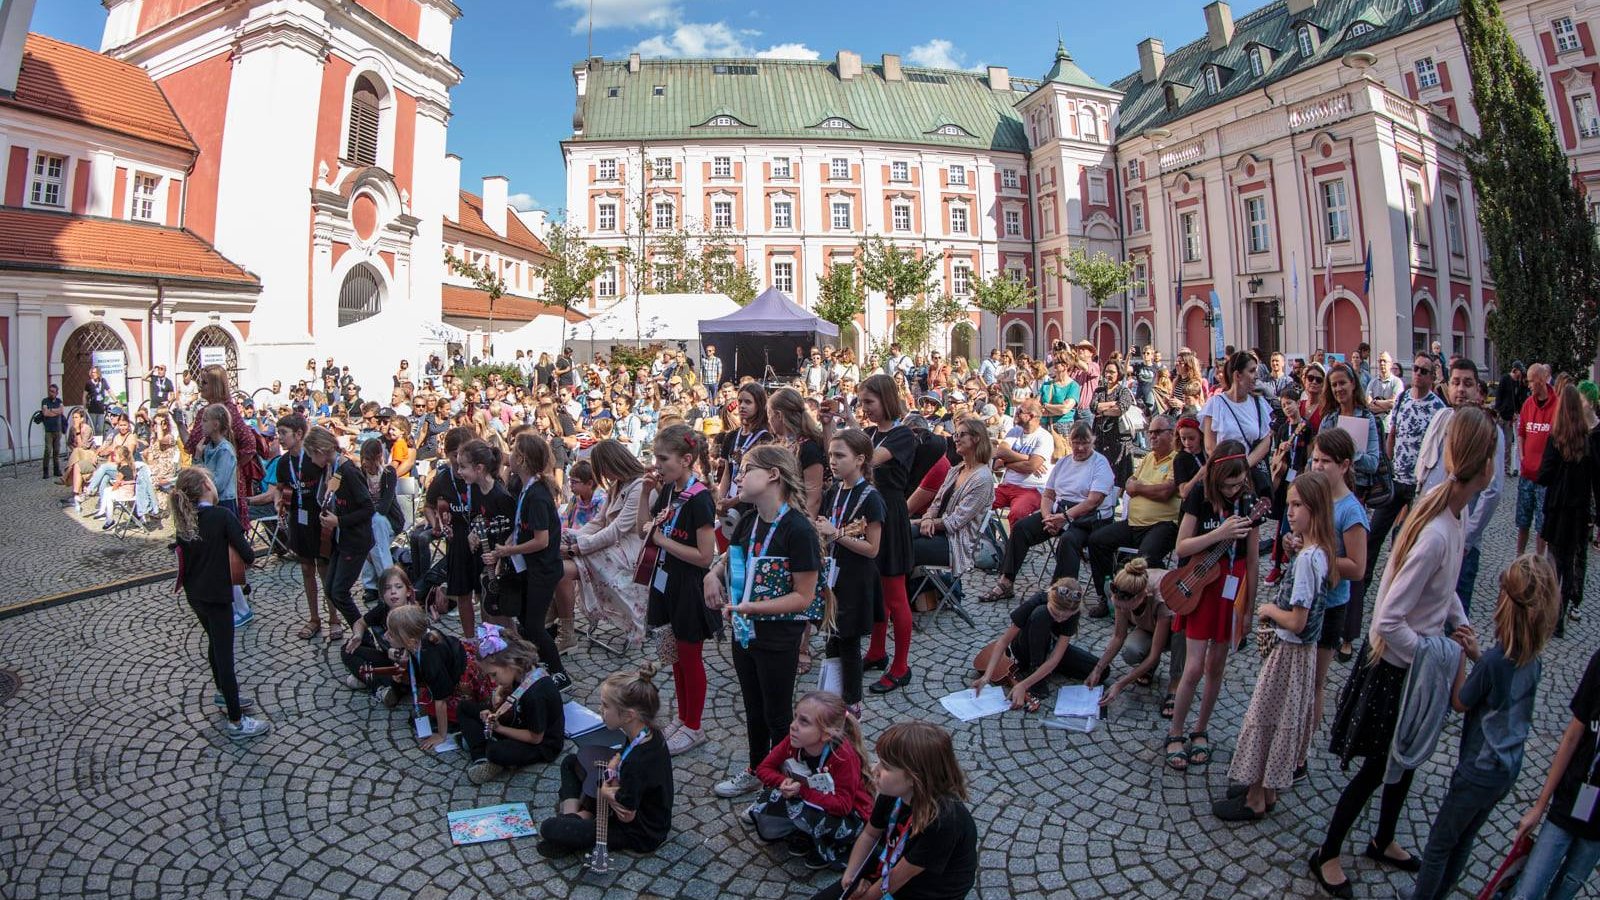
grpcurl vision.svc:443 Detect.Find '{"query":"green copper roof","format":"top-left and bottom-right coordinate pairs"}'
top-left (568, 57), bottom-right (1043, 152)
top-left (1044, 39), bottom-right (1111, 90)
top-left (1113, 0), bottom-right (1462, 137)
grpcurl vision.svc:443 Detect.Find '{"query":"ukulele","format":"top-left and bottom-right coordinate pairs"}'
top-left (633, 479), bottom-right (706, 587)
top-left (318, 471), bottom-right (342, 559)
top-left (1158, 497), bottom-right (1272, 617)
top-left (586, 760), bottom-right (616, 874)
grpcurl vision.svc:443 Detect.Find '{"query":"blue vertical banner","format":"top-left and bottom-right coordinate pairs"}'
top-left (1209, 290), bottom-right (1225, 360)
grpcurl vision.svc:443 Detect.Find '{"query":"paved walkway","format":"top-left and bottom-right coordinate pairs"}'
top-left (0, 483), bottom-right (1596, 898)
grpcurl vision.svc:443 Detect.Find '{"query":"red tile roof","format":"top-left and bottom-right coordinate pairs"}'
top-left (0, 208), bottom-right (259, 287)
top-left (442, 284), bottom-right (585, 324)
top-left (2, 34), bottom-right (197, 153)
top-left (449, 190), bottom-right (552, 259)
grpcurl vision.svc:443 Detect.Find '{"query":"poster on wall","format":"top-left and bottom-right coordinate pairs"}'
top-left (1208, 291), bottom-right (1225, 362)
top-left (91, 350), bottom-right (128, 405)
top-left (199, 347), bottom-right (227, 368)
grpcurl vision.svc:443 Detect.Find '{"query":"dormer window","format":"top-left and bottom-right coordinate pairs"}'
top-left (1407, 0), bottom-right (1425, 13)
top-left (1297, 25), bottom-right (1317, 56)
top-left (653, 85), bottom-right (666, 97)
top-left (1248, 44), bottom-right (1270, 76)
top-left (606, 87), bottom-right (620, 98)
top-left (816, 117), bottom-right (859, 130)
top-left (1204, 66), bottom-right (1221, 94)
top-left (1346, 22), bottom-right (1375, 39)
top-left (695, 112), bottom-right (752, 128)
top-left (932, 123), bottom-right (971, 137)
top-left (1163, 82), bottom-right (1193, 112)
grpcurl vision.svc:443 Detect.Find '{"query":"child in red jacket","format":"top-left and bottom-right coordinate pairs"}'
top-left (744, 691), bottom-right (873, 871)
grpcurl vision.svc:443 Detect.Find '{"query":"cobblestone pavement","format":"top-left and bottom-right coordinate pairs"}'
top-left (1, 487), bottom-right (1598, 899)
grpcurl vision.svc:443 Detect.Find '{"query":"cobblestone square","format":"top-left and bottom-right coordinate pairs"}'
top-left (1, 474), bottom-right (1597, 898)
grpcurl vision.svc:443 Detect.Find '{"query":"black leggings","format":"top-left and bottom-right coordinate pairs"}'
top-left (539, 754), bottom-right (659, 854)
top-left (732, 635), bottom-right (801, 770)
top-left (188, 596), bottom-right (240, 720)
top-left (825, 634), bottom-right (863, 705)
top-left (1319, 754), bottom-right (1417, 862)
top-left (456, 699), bottom-right (561, 766)
top-left (323, 549), bottom-right (365, 625)
top-left (518, 576), bottom-right (564, 675)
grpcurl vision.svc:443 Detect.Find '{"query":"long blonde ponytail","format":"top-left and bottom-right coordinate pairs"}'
top-left (170, 467), bottom-right (214, 541)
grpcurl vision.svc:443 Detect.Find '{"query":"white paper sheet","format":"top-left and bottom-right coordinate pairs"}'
top-left (433, 735), bottom-right (459, 754)
top-left (563, 701), bottom-right (605, 737)
top-left (939, 686), bottom-right (1012, 722)
top-left (1054, 685), bottom-right (1104, 718)
top-left (1334, 414), bottom-right (1370, 453)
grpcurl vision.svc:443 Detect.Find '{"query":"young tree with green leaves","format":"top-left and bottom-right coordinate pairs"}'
top-left (814, 263), bottom-right (866, 333)
top-left (1057, 249), bottom-right (1140, 344)
top-left (445, 251), bottom-right (507, 338)
top-left (857, 236), bottom-right (943, 335)
top-left (536, 223), bottom-right (610, 316)
top-left (969, 273), bottom-right (1037, 351)
top-left (1461, 0), bottom-right (1600, 376)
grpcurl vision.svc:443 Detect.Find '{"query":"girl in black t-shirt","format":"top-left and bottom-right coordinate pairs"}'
top-left (539, 663), bottom-right (674, 858)
top-left (383, 605), bottom-right (470, 752)
top-left (704, 444), bottom-right (823, 799)
top-left (459, 626), bottom-right (565, 785)
top-left (339, 565), bottom-right (417, 690)
top-left (972, 578), bottom-right (1093, 710)
top-left (840, 373), bottom-right (917, 695)
top-left (816, 429), bottom-right (885, 709)
top-left (769, 387), bottom-right (830, 671)
top-left (456, 439), bottom-right (514, 631)
top-left (487, 432), bottom-right (567, 688)
top-left (819, 721), bottom-right (977, 900)
top-left (638, 424), bottom-right (717, 756)
top-left (423, 427), bottom-right (481, 633)
top-left (306, 426), bottom-right (375, 639)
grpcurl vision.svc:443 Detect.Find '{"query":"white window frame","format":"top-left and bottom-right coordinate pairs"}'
top-left (1004, 208), bottom-right (1022, 236)
top-left (1001, 168), bottom-right (1019, 190)
top-left (712, 156), bottom-right (733, 178)
top-left (948, 164), bottom-right (967, 186)
top-left (1576, 94), bottom-right (1600, 138)
top-left (950, 205), bottom-right (969, 234)
top-left (1245, 195), bottom-right (1270, 254)
top-left (596, 201), bottom-right (617, 232)
top-left (772, 156), bottom-right (792, 179)
top-left (712, 199), bottom-right (734, 229)
top-left (1130, 199), bottom-right (1146, 233)
top-left (892, 203), bottom-right (912, 232)
top-left (1348, 22), bottom-right (1374, 38)
top-left (597, 267), bottom-right (617, 297)
top-left (653, 262), bottom-right (673, 292)
top-left (1415, 57), bottom-right (1440, 89)
top-left (891, 161), bottom-right (910, 182)
top-left (131, 172), bottom-right (160, 222)
top-left (653, 200), bottom-right (674, 231)
top-left (772, 198), bottom-right (794, 230)
top-left (1406, 180), bottom-right (1431, 248)
top-left (1444, 194), bottom-right (1466, 258)
top-left (29, 152), bottom-right (65, 208)
top-left (829, 157), bottom-right (850, 180)
top-left (1087, 170), bottom-right (1108, 205)
top-left (952, 264), bottom-right (973, 296)
top-left (1407, 0), bottom-right (1424, 12)
top-left (1077, 107), bottom-right (1099, 140)
top-left (597, 158), bottom-right (617, 181)
top-left (1555, 17), bottom-right (1582, 53)
top-left (1321, 179), bottom-right (1352, 243)
top-left (1203, 66), bottom-right (1221, 94)
top-left (1133, 261), bottom-right (1148, 297)
top-left (1298, 25), bottom-right (1315, 56)
top-left (771, 259), bottom-right (795, 294)
top-left (652, 157), bottom-right (673, 180)
top-left (1006, 266), bottom-right (1025, 285)
top-left (1180, 211), bottom-right (1202, 262)
top-left (831, 200), bottom-right (852, 230)
top-left (1249, 46), bottom-right (1266, 77)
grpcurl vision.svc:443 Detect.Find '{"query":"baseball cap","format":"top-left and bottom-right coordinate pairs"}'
top-left (587, 389), bottom-right (603, 400)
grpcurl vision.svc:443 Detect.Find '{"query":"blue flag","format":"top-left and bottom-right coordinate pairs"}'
top-left (1362, 242), bottom-right (1373, 295)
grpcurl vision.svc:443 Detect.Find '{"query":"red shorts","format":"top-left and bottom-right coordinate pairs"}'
top-left (1173, 559), bottom-right (1246, 645)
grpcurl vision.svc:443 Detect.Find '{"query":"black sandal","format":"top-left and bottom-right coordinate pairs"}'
top-left (1187, 731), bottom-right (1211, 766)
top-left (1164, 736), bottom-right (1189, 771)
top-left (980, 583), bottom-right (1014, 604)
top-left (1160, 692), bottom-right (1176, 719)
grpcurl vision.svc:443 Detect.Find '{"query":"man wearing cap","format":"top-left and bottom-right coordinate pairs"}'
top-left (1073, 341), bottom-right (1099, 419)
top-left (1494, 360), bottom-right (1528, 477)
top-left (805, 349), bottom-right (827, 395)
top-left (582, 389), bottom-right (608, 427)
top-left (991, 398), bottom-right (1051, 525)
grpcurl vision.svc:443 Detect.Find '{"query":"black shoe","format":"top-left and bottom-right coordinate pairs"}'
top-left (1308, 854), bottom-right (1353, 899)
top-left (1293, 763), bottom-right (1309, 783)
top-left (534, 839), bottom-right (568, 860)
top-left (1363, 842), bottom-right (1421, 872)
top-left (868, 670), bottom-right (912, 694)
top-left (1211, 794), bottom-right (1264, 822)
top-left (551, 671), bottom-right (573, 693)
top-left (786, 833), bottom-right (810, 857)
top-left (1336, 646), bottom-right (1354, 664)
top-left (804, 847), bottom-right (830, 870)
top-left (862, 656), bottom-right (888, 673)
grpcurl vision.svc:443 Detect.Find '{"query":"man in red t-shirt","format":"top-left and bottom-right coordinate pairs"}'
top-left (1515, 363), bottom-right (1554, 555)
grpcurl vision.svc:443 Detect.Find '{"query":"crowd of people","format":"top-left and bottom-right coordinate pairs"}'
top-left (42, 334), bottom-right (1600, 898)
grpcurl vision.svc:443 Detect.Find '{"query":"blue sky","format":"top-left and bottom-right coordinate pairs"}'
top-left (32, 0), bottom-right (1224, 217)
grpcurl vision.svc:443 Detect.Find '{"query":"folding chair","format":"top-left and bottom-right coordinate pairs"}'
top-left (105, 485), bottom-right (141, 539)
top-left (248, 510), bottom-right (291, 561)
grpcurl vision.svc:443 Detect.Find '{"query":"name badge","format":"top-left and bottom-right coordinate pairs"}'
top-left (1221, 574), bottom-right (1241, 601)
top-left (1575, 784), bottom-right (1599, 822)
top-left (414, 717), bottom-right (433, 739)
top-left (297, 509), bottom-right (309, 526)
top-left (653, 563), bottom-right (669, 593)
top-left (826, 558), bottom-right (839, 590)
top-left (510, 554), bottom-right (527, 574)
top-left (1285, 468), bottom-right (1297, 483)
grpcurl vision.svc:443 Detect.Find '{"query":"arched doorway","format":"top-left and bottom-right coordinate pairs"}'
top-left (338, 264), bottom-right (384, 326)
top-left (1451, 307), bottom-right (1469, 360)
top-left (1003, 322), bottom-right (1030, 357)
top-left (1321, 296), bottom-right (1365, 358)
top-left (1133, 321), bottom-right (1153, 353)
top-left (1182, 306), bottom-right (1209, 358)
top-left (62, 323), bottom-right (128, 410)
top-left (185, 325), bottom-right (240, 381)
top-left (1411, 300), bottom-right (1435, 357)
top-left (949, 323), bottom-right (976, 365)
top-left (1092, 320), bottom-right (1119, 363)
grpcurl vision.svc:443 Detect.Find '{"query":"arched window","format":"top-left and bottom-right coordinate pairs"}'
top-left (346, 76), bottom-right (382, 166)
top-left (338, 265), bottom-right (383, 326)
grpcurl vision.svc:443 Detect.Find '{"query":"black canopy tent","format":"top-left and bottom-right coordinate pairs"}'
top-left (697, 287), bottom-right (840, 382)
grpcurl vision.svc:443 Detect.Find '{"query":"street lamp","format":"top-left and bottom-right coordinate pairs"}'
top-left (1266, 299), bottom-right (1285, 327)
top-left (1247, 275), bottom-right (1264, 294)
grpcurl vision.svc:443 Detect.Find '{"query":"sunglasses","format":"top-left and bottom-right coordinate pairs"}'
top-left (1304, 375), bottom-right (1325, 384)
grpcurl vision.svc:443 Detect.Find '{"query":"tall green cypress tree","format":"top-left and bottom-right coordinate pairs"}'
top-left (1462, 0), bottom-right (1600, 375)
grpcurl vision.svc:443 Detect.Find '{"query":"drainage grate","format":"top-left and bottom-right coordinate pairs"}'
top-left (0, 668), bottom-right (19, 705)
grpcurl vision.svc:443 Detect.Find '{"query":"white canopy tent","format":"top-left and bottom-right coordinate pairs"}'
top-left (566, 293), bottom-right (738, 361)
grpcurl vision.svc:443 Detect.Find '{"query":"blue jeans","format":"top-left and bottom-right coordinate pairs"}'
top-left (361, 515), bottom-right (395, 590)
top-left (1457, 545), bottom-right (1482, 615)
top-left (1516, 480), bottom-right (1547, 533)
top-left (1410, 772), bottom-right (1509, 900)
top-left (1512, 820), bottom-right (1600, 900)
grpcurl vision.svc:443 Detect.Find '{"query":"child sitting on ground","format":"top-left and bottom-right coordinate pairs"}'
top-left (746, 691), bottom-right (874, 871)
top-left (457, 624), bottom-right (565, 785)
top-left (339, 566), bottom-right (417, 692)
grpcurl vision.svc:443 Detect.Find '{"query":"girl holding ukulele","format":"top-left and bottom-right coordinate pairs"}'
top-left (815, 429), bottom-right (884, 713)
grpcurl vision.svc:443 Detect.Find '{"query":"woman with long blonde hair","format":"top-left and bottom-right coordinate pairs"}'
top-left (1314, 407), bottom-right (1497, 895)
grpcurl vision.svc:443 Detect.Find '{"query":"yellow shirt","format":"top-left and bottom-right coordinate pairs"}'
top-left (1128, 451), bottom-right (1179, 527)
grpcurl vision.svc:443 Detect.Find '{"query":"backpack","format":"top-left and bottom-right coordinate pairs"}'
top-left (973, 512), bottom-right (1005, 572)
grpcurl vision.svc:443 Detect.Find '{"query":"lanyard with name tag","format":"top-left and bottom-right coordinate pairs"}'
top-left (1574, 727), bottom-right (1600, 821)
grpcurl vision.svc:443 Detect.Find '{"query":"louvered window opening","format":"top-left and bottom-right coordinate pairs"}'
top-left (339, 266), bottom-right (382, 326)
top-left (346, 79), bottom-right (381, 166)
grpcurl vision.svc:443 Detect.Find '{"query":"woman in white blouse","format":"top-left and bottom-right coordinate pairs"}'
top-left (557, 440), bottom-right (649, 649)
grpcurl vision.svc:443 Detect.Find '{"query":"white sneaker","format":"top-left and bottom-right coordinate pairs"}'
top-left (714, 769), bottom-right (762, 798)
top-left (342, 674), bottom-right (367, 690)
top-left (224, 716), bottom-right (272, 740)
top-left (665, 726), bottom-right (705, 756)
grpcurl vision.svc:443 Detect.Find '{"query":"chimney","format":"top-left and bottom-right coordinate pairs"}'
top-left (628, 52), bottom-right (641, 73)
top-left (482, 175), bottom-right (508, 236)
top-left (836, 50), bottom-right (861, 81)
top-left (882, 53), bottom-right (902, 82)
top-left (1286, 0), bottom-right (1316, 13)
top-left (1204, 1), bottom-right (1234, 51)
top-left (0, 0), bottom-right (37, 94)
top-left (1137, 38), bottom-right (1165, 85)
top-left (987, 65), bottom-right (1011, 92)
top-left (443, 153), bottom-right (462, 223)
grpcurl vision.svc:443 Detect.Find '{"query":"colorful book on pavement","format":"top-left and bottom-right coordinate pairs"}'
top-left (447, 803), bottom-right (537, 845)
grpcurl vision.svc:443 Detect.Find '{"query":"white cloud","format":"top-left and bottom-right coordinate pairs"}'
top-left (508, 192), bottom-right (541, 211)
top-left (633, 21), bottom-right (816, 59)
top-left (554, 0), bottom-right (679, 34)
top-left (905, 38), bottom-right (983, 72)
